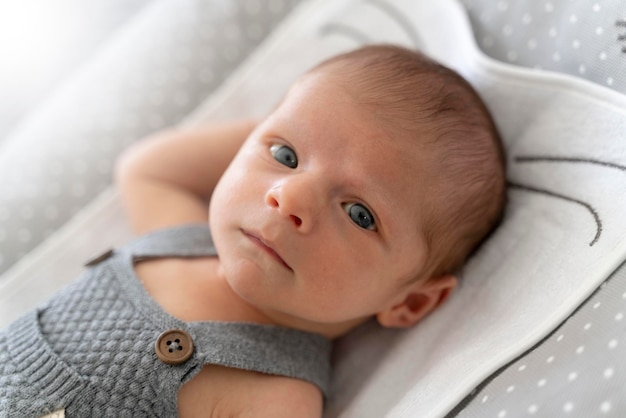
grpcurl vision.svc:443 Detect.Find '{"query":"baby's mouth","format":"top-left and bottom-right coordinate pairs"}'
top-left (242, 230), bottom-right (293, 271)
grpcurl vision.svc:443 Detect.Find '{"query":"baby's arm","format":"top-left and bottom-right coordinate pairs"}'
top-left (178, 365), bottom-right (323, 418)
top-left (114, 119), bottom-right (256, 234)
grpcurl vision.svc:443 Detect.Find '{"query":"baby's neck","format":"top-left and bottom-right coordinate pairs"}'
top-left (136, 256), bottom-right (361, 339)
top-left (135, 257), bottom-right (272, 324)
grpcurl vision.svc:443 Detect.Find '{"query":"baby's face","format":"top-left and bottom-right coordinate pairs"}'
top-left (210, 72), bottom-right (431, 336)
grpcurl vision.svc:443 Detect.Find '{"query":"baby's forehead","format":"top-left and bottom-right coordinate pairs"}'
top-left (282, 67), bottom-right (439, 165)
top-left (286, 73), bottom-right (436, 165)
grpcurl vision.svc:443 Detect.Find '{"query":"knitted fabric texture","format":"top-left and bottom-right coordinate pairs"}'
top-left (0, 224), bottom-right (331, 417)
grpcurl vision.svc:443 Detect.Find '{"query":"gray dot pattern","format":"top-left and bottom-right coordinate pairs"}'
top-left (0, 0), bottom-right (297, 278)
top-left (450, 262), bottom-right (626, 417)
top-left (461, 0), bottom-right (626, 93)
top-left (449, 1), bottom-right (626, 416)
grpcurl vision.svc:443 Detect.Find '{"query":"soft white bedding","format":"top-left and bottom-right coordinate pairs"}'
top-left (2, 0), bottom-right (626, 417)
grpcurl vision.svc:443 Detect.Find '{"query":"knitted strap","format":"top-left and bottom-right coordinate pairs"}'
top-left (189, 321), bottom-right (332, 396)
top-left (124, 223), bottom-right (217, 260)
top-left (110, 223), bottom-right (332, 396)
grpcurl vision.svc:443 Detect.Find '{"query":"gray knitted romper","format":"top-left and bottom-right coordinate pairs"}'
top-left (0, 224), bottom-right (331, 417)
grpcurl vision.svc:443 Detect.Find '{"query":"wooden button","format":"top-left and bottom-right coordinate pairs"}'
top-left (155, 329), bottom-right (194, 365)
top-left (84, 249), bottom-right (115, 267)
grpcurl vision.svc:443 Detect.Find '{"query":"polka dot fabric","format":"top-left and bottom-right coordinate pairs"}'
top-left (461, 0), bottom-right (626, 93)
top-left (0, 0), bottom-right (296, 278)
top-left (449, 262), bottom-right (626, 417)
top-left (448, 1), bottom-right (626, 416)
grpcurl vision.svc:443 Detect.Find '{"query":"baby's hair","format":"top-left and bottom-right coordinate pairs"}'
top-left (310, 45), bottom-right (507, 280)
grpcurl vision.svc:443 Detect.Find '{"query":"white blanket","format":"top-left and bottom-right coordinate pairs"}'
top-left (2, 0), bottom-right (626, 416)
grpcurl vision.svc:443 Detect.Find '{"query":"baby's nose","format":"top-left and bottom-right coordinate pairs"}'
top-left (265, 178), bottom-right (319, 232)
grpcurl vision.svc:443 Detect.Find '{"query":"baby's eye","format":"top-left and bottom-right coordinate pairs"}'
top-left (343, 203), bottom-right (376, 231)
top-left (270, 144), bottom-right (298, 169)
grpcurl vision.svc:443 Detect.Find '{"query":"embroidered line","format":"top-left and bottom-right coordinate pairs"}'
top-left (319, 0), bottom-right (423, 48)
top-left (319, 22), bottom-right (371, 44)
top-left (364, 0), bottom-right (424, 48)
top-left (515, 155), bottom-right (626, 172)
top-left (508, 181), bottom-right (602, 247)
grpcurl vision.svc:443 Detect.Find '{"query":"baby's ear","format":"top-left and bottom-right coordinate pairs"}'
top-left (376, 274), bottom-right (457, 328)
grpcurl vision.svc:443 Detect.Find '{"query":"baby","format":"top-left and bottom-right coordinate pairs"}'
top-left (0, 45), bottom-right (506, 417)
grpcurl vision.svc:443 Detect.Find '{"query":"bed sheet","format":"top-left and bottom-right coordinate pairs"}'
top-left (2, 0), bottom-right (626, 417)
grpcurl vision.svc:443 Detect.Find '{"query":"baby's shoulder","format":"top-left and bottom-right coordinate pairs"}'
top-left (178, 364), bottom-right (322, 417)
